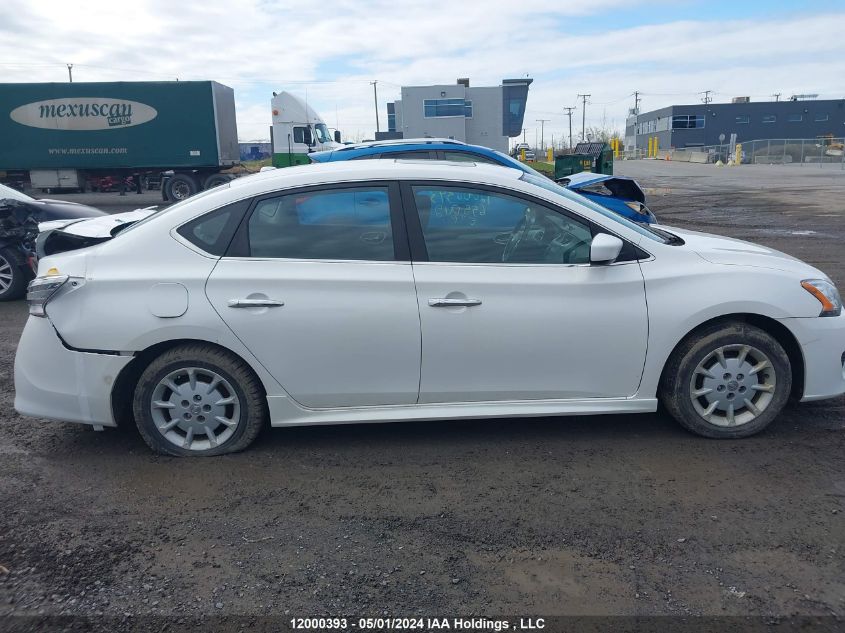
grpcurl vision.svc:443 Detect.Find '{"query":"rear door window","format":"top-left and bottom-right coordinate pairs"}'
top-left (245, 186), bottom-right (396, 261)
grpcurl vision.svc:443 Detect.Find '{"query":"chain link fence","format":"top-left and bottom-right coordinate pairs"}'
top-left (622, 138), bottom-right (845, 169)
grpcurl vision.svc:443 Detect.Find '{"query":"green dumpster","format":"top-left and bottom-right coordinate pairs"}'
top-left (554, 142), bottom-right (614, 180)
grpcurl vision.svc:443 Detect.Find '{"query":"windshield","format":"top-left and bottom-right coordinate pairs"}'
top-left (314, 123), bottom-right (332, 144)
top-left (518, 172), bottom-right (668, 244)
top-left (492, 150), bottom-right (547, 178)
top-left (0, 183), bottom-right (34, 203)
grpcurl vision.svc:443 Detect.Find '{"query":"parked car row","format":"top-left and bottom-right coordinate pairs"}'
top-left (15, 160), bottom-right (845, 456)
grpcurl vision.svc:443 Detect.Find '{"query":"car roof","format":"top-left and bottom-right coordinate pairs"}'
top-left (227, 159), bottom-right (522, 196)
top-left (310, 139), bottom-right (505, 163)
top-left (333, 138), bottom-right (468, 152)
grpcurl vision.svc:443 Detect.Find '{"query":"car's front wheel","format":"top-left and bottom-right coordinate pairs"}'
top-left (133, 344), bottom-right (267, 456)
top-left (661, 321), bottom-right (791, 438)
top-left (0, 246), bottom-right (29, 301)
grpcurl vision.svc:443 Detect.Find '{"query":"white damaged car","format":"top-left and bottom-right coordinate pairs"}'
top-left (14, 160), bottom-right (845, 456)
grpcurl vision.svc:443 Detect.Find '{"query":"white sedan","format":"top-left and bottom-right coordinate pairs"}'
top-left (14, 160), bottom-right (845, 456)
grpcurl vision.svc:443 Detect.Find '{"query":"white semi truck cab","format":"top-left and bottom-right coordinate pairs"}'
top-left (271, 91), bottom-right (342, 167)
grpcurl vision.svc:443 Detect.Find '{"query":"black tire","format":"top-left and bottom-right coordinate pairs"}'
top-left (660, 321), bottom-right (791, 439)
top-left (164, 173), bottom-right (198, 201)
top-left (203, 173), bottom-right (232, 190)
top-left (132, 344), bottom-right (267, 456)
top-left (0, 246), bottom-right (29, 301)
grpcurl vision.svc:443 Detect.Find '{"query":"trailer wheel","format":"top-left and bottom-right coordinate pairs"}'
top-left (203, 173), bottom-right (232, 190)
top-left (165, 173), bottom-right (198, 201)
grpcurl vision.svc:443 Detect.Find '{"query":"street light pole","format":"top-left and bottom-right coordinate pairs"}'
top-left (370, 81), bottom-right (380, 133)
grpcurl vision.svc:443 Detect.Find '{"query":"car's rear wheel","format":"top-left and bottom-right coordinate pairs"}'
top-left (132, 344), bottom-right (266, 456)
top-left (0, 247), bottom-right (28, 301)
top-left (660, 321), bottom-right (791, 438)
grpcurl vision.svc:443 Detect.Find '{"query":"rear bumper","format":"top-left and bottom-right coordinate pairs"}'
top-left (14, 316), bottom-right (132, 427)
top-left (780, 313), bottom-right (845, 402)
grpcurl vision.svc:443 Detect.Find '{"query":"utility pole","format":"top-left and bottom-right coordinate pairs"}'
top-left (633, 91), bottom-right (641, 113)
top-left (370, 80), bottom-right (379, 133)
top-left (700, 90), bottom-right (712, 104)
top-left (67, 63), bottom-right (73, 83)
top-left (772, 93), bottom-right (781, 102)
top-left (563, 106), bottom-right (575, 150)
top-left (522, 128), bottom-right (526, 143)
top-left (577, 94), bottom-right (590, 142)
top-left (536, 119), bottom-right (550, 150)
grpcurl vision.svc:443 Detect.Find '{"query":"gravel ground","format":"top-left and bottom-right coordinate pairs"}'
top-left (1, 163), bottom-right (843, 631)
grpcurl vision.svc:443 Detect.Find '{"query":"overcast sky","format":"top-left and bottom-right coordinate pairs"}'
top-left (2, 0), bottom-right (843, 146)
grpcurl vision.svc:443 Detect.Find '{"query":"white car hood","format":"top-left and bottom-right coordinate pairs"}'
top-left (39, 207), bottom-right (157, 237)
top-left (659, 225), bottom-right (823, 276)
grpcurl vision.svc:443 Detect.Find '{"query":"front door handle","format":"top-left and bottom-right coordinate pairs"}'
top-left (428, 298), bottom-right (482, 307)
top-left (228, 299), bottom-right (285, 308)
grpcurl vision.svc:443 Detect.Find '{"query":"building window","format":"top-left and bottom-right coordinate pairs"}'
top-left (736, 115), bottom-right (750, 124)
top-left (762, 115), bottom-right (776, 123)
top-left (814, 113), bottom-right (829, 122)
top-left (423, 99), bottom-right (473, 118)
top-left (787, 114), bottom-right (803, 122)
top-left (387, 113), bottom-right (396, 131)
top-left (671, 115), bottom-right (705, 129)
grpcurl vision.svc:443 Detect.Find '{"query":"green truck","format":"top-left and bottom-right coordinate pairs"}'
top-left (0, 81), bottom-right (239, 200)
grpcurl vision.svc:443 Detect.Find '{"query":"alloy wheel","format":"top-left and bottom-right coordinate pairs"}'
top-left (689, 344), bottom-right (777, 427)
top-left (0, 255), bottom-right (13, 293)
top-left (150, 367), bottom-right (241, 451)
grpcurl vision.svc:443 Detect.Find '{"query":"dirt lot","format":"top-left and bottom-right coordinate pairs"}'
top-left (1, 163), bottom-right (844, 630)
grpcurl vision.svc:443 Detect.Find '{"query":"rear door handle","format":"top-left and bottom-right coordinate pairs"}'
top-left (428, 298), bottom-right (482, 307)
top-left (228, 299), bottom-right (285, 308)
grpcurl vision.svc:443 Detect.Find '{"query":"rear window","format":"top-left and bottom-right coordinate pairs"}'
top-left (176, 199), bottom-right (250, 255)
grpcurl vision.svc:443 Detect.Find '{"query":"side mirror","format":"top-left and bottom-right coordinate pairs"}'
top-left (590, 233), bottom-right (624, 265)
top-left (334, 130), bottom-right (342, 143)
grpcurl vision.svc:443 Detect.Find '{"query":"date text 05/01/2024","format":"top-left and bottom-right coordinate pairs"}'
top-left (290, 617), bottom-right (546, 631)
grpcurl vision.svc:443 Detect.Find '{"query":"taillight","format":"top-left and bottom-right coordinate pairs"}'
top-left (26, 275), bottom-right (68, 317)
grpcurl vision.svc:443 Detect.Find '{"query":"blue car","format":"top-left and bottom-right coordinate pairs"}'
top-left (308, 139), bottom-right (656, 223)
top-left (555, 171), bottom-right (656, 224)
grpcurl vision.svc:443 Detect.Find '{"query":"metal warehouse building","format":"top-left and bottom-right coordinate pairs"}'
top-left (377, 78), bottom-right (532, 152)
top-left (625, 97), bottom-right (845, 150)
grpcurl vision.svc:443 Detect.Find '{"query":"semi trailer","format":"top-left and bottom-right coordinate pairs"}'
top-left (0, 81), bottom-right (239, 201)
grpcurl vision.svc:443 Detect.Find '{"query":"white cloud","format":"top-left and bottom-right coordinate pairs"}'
top-left (0, 1), bottom-right (842, 142)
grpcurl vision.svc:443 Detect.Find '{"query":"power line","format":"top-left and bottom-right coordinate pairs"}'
top-left (535, 119), bottom-right (550, 151)
top-left (577, 94), bottom-right (590, 142)
top-left (562, 106), bottom-right (575, 150)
